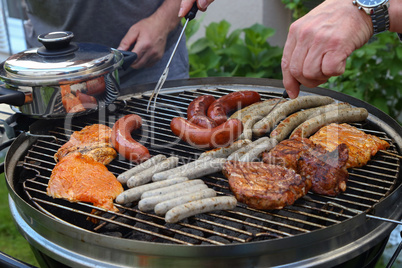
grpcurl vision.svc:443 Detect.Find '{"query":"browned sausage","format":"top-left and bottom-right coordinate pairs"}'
top-left (170, 117), bottom-right (243, 149)
top-left (76, 91), bottom-right (98, 109)
top-left (207, 91), bottom-right (261, 125)
top-left (111, 114), bottom-right (150, 163)
top-left (187, 95), bottom-right (217, 128)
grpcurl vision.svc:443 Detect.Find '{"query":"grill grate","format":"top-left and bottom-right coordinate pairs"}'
top-left (20, 87), bottom-right (401, 245)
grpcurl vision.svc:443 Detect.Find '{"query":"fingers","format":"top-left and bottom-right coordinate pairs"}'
top-left (179, 0), bottom-right (214, 17)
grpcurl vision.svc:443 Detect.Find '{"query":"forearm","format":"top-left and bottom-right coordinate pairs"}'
top-left (389, 0), bottom-right (402, 33)
top-left (152, 0), bottom-right (182, 32)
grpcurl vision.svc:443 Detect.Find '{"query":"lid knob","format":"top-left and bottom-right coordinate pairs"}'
top-left (37, 31), bottom-right (78, 56)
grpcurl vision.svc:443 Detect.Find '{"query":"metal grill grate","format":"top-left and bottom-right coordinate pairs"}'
top-left (20, 87), bottom-right (401, 245)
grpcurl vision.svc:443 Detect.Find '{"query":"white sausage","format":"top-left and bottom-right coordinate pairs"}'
top-left (165, 196), bottom-right (237, 223)
top-left (138, 183), bottom-right (208, 212)
top-left (270, 102), bottom-right (352, 142)
top-left (227, 136), bottom-right (270, 161)
top-left (115, 177), bottom-right (188, 204)
top-left (290, 107), bottom-right (369, 139)
top-left (238, 138), bottom-right (278, 162)
top-left (141, 179), bottom-right (205, 199)
top-left (117, 154), bottom-right (166, 184)
top-left (152, 157), bottom-right (213, 181)
top-left (154, 188), bottom-right (217, 216)
top-left (166, 158), bottom-right (227, 180)
top-left (126, 157), bottom-right (179, 188)
top-left (252, 96), bottom-right (335, 136)
top-left (198, 139), bottom-right (251, 159)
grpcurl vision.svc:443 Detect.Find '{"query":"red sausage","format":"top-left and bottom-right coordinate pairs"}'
top-left (187, 95), bottom-right (217, 128)
top-left (76, 91), bottom-right (98, 109)
top-left (111, 114), bottom-right (150, 163)
top-left (170, 117), bottom-right (243, 149)
top-left (207, 91), bottom-right (261, 125)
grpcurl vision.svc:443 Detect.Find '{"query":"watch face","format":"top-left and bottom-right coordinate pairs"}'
top-left (356, 0), bottom-right (386, 7)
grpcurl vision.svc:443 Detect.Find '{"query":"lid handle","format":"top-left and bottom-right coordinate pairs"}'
top-left (37, 31), bottom-right (79, 56)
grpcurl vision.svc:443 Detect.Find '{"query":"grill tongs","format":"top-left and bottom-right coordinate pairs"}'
top-left (147, 3), bottom-right (199, 112)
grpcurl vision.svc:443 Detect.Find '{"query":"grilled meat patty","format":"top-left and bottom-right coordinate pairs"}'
top-left (55, 124), bottom-right (117, 165)
top-left (309, 123), bottom-right (390, 168)
top-left (297, 143), bottom-right (349, 196)
top-left (222, 161), bottom-right (312, 210)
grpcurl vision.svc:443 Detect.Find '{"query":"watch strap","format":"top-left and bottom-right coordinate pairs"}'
top-left (371, 4), bottom-right (390, 34)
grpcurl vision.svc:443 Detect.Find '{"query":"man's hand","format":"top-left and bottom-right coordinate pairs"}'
top-left (281, 0), bottom-right (373, 98)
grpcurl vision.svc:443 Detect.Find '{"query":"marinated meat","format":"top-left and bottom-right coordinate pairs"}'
top-left (55, 124), bottom-right (117, 165)
top-left (222, 161), bottom-right (312, 210)
top-left (262, 137), bottom-right (325, 170)
top-left (47, 152), bottom-right (123, 212)
top-left (309, 123), bottom-right (390, 168)
top-left (297, 143), bottom-right (349, 196)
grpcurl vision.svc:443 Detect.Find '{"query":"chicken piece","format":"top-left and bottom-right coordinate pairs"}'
top-left (262, 137), bottom-right (325, 170)
top-left (47, 152), bottom-right (123, 212)
top-left (55, 124), bottom-right (116, 165)
top-left (222, 161), bottom-right (312, 210)
top-left (297, 143), bottom-right (349, 196)
top-left (309, 123), bottom-right (390, 168)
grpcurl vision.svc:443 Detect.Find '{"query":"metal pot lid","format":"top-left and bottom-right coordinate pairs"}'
top-left (0, 31), bottom-right (123, 86)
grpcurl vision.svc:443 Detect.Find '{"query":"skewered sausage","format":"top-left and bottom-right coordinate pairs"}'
top-left (290, 107), bottom-right (369, 139)
top-left (207, 91), bottom-right (261, 125)
top-left (238, 138), bottom-right (278, 162)
top-left (198, 139), bottom-right (251, 159)
top-left (152, 157), bottom-right (213, 181)
top-left (170, 117), bottom-right (243, 149)
top-left (252, 96), bottom-right (335, 136)
top-left (141, 179), bottom-right (205, 199)
top-left (165, 196), bottom-right (237, 223)
top-left (166, 158), bottom-right (227, 180)
top-left (187, 95), bottom-right (217, 128)
top-left (227, 136), bottom-right (270, 161)
top-left (111, 114), bottom-right (150, 163)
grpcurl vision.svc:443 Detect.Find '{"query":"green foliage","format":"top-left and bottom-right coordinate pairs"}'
top-left (185, 19), bottom-right (283, 79)
top-left (323, 32), bottom-right (402, 122)
top-left (281, 0), bottom-right (309, 19)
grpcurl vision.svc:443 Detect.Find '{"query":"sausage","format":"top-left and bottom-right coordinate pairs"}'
top-left (252, 96), bottom-right (335, 136)
top-left (227, 136), bottom-right (270, 161)
top-left (187, 95), bottom-right (217, 128)
top-left (126, 157), bottom-right (179, 188)
top-left (138, 183), bottom-right (208, 212)
top-left (152, 157), bottom-right (213, 181)
top-left (154, 188), bottom-right (217, 216)
top-left (198, 139), bottom-right (251, 159)
top-left (165, 196), bottom-right (238, 223)
top-left (111, 114), bottom-right (150, 163)
top-left (207, 91), bottom-right (261, 125)
top-left (115, 176), bottom-right (188, 204)
top-left (290, 107), bottom-right (369, 139)
top-left (166, 158), bottom-right (227, 180)
top-left (238, 138), bottom-right (278, 162)
top-left (141, 179), bottom-right (205, 199)
top-left (117, 154), bottom-right (167, 184)
top-left (85, 76), bottom-right (106, 95)
top-left (270, 102), bottom-right (352, 142)
top-left (170, 117), bottom-right (243, 149)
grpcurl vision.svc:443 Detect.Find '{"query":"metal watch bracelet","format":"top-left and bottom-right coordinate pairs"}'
top-left (371, 4), bottom-right (390, 34)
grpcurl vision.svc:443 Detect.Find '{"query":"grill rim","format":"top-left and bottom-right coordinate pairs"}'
top-left (5, 77), bottom-right (402, 267)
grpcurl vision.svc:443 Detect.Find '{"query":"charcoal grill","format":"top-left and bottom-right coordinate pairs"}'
top-left (4, 78), bottom-right (402, 267)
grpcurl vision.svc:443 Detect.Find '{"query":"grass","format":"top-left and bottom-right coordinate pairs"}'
top-left (0, 172), bottom-right (39, 267)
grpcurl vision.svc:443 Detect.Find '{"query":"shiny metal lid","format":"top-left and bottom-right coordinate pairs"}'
top-left (0, 31), bottom-right (124, 86)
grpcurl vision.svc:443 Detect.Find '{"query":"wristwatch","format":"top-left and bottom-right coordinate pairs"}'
top-left (352, 0), bottom-right (390, 34)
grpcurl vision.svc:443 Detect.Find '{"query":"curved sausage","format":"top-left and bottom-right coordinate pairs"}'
top-left (111, 114), bottom-right (150, 163)
top-left (290, 107), bottom-right (369, 139)
top-left (252, 96), bottom-right (335, 136)
top-left (198, 139), bottom-right (251, 159)
top-left (76, 91), bottom-right (98, 109)
top-left (170, 117), bottom-right (243, 149)
top-left (207, 91), bottom-right (261, 125)
top-left (187, 95), bottom-right (217, 128)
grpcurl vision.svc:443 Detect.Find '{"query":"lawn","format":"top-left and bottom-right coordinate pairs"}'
top-left (0, 172), bottom-right (39, 267)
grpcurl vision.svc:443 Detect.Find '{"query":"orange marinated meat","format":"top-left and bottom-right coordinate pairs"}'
top-left (309, 123), bottom-right (390, 168)
top-left (47, 152), bottom-right (123, 212)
